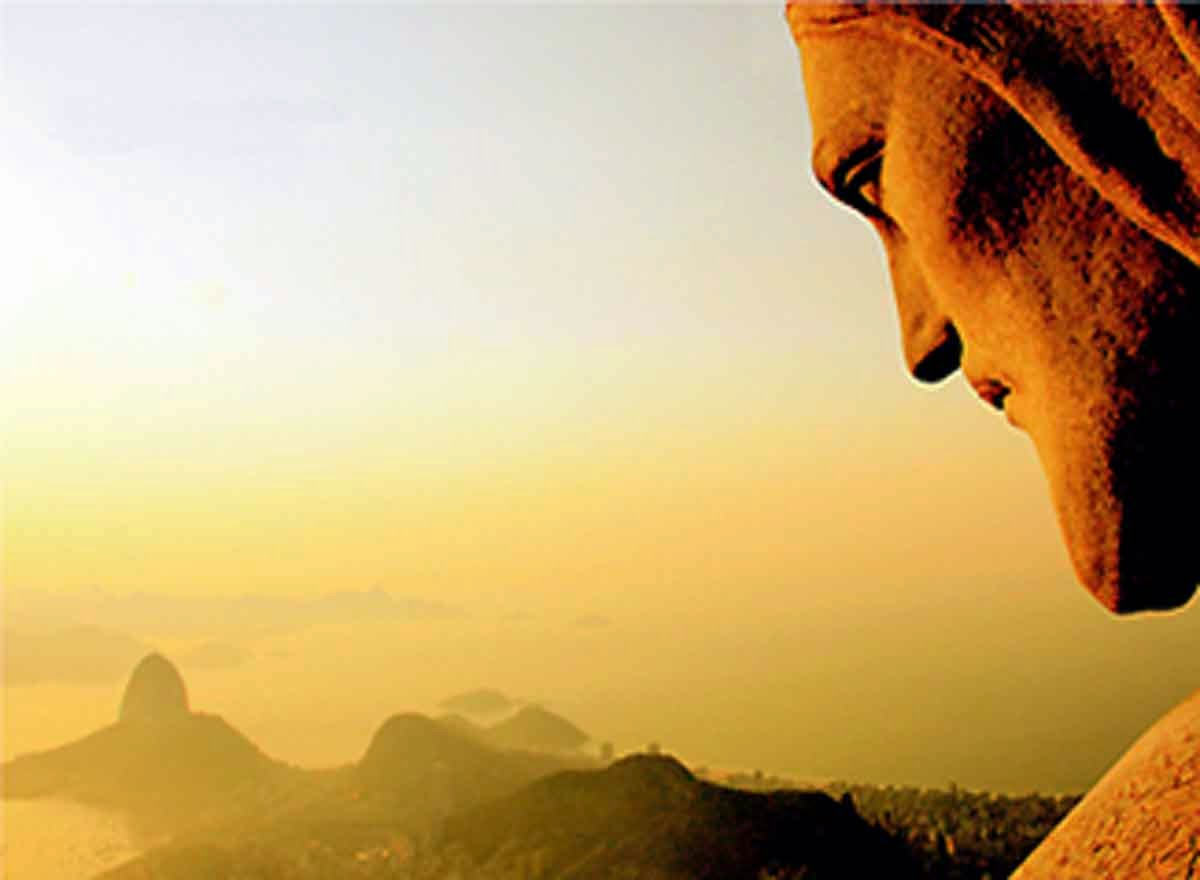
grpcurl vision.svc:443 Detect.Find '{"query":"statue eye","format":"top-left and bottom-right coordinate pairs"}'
top-left (832, 141), bottom-right (886, 221)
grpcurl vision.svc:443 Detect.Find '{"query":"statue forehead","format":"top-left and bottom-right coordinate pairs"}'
top-left (799, 34), bottom-right (899, 178)
top-left (791, 2), bottom-right (1200, 269)
top-left (800, 31), bottom-right (1010, 186)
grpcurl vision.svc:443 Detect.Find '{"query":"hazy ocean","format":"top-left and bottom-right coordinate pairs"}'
top-left (3, 799), bottom-right (144, 879)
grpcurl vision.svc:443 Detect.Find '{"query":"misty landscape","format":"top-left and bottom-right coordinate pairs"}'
top-left (4, 583), bottom-right (1093, 879)
top-left (5, 642), bottom-right (1075, 879)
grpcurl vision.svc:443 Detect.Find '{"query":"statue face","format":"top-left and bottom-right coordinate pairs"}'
top-left (799, 34), bottom-right (1200, 613)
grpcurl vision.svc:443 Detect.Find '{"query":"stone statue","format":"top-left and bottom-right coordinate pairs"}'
top-left (787, 3), bottom-right (1200, 874)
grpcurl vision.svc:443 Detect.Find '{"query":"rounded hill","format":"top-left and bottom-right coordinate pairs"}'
top-left (486, 705), bottom-right (588, 752)
top-left (119, 653), bottom-right (189, 723)
top-left (358, 713), bottom-right (496, 783)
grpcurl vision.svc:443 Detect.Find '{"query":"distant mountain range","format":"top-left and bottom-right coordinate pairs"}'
top-left (5, 625), bottom-right (257, 688)
top-left (6, 586), bottom-right (464, 637)
top-left (4, 625), bottom-right (151, 686)
top-left (439, 687), bottom-right (515, 718)
top-left (439, 704), bottom-right (590, 754)
top-left (7, 654), bottom-right (918, 878)
top-left (3, 586), bottom-right (465, 687)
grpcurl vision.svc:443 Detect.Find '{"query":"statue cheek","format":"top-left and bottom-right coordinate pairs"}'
top-left (946, 108), bottom-right (1060, 259)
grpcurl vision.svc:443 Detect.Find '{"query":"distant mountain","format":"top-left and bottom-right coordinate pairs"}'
top-left (3, 654), bottom-right (296, 832)
top-left (439, 687), bottom-right (515, 718)
top-left (3, 711), bottom-right (293, 832)
top-left (437, 712), bottom-right (487, 739)
top-left (484, 704), bottom-right (589, 753)
top-left (4, 625), bottom-right (150, 686)
top-left (437, 698), bottom-right (591, 754)
top-left (359, 712), bottom-right (508, 785)
top-left (442, 753), bottom-right (918, 879)
top-left (93, 707), bottom-right (596, 878)
top-left (5, 585), bottom-right (464, 637)
top-left (356, 712), bottom-right (590, 821)
top-left (5, 654), bottom-right (588, 846)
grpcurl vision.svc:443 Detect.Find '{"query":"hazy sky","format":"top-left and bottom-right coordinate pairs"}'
top-left (7, 4), bottom-right (1200, 794)
top-left (3, 4), bottom-right (1051, 608)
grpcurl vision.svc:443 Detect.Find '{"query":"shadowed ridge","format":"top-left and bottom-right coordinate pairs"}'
top-left (352, 711), bottom-right (595, 826)
top-left (557, 752), bottom-right (699, 808)
top-left (118, 653), bottom-right (189, 723)
top-left (443, 752), bottom-right (917, 879)
top-left (605, 752), bottom-right (696, 785)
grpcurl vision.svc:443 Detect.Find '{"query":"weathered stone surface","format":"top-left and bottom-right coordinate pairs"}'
top-left (1015, 690), bottom-right (1200, 877)
top-left (789, 2), bottom-right (1200, 616)
top-left (788, 2), bottom-right (1200, 870)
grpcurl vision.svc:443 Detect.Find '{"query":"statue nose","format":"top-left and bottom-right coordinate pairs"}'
top-left (884, 235), bottom-right (962, 384)
top-left (909, 323), bottom-right (962, 383)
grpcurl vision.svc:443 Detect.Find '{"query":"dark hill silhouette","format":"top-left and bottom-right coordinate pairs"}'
top-left (97, 753), bottom-right (916, 879)
top-left (119, 652), bottom-right (189, 722)
top-left (442, 753), bottom-right (918, 879)
top-left (354, 712), bottom-right (590, 822)
top-left (483, 704), bottom-right (589, 753)
top-left (359, 712), bottom-right (501, 781)
top-left (439, 687), bottom-right (514, 718)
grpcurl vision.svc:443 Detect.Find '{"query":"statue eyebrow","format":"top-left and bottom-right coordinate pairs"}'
top-left (812, 124), bottom-right (886, 199)
top-left (828, 136), bottom-right (886, 200)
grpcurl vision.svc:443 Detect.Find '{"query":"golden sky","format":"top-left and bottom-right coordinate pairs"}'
top-left (2, 6), bottom-right (1062, 610)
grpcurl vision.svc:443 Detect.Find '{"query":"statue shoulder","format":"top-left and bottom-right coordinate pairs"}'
top-left (1016, 689), bottom-right (1200, 878)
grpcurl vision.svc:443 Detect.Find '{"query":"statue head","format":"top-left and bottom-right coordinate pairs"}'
top-left (788, 3), bottom-right (1200, 613)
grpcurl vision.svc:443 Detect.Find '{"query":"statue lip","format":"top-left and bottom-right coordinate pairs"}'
top-left (968, 376), bottom-right (1011, 412)
top-left (965, 369), bottom-right (1023, 429)
top-left (966, 373), bottom-right (1026, 430)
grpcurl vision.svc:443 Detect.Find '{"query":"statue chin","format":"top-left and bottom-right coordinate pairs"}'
top-left (1087, 562), bottom-right (1198, 616)
top-left (1056, 479), bottom-right (1200, 615)
top-left (1105, 534), bottom-right (1200, 615)
top-left (1034, 412), bottom-right (1200, 615)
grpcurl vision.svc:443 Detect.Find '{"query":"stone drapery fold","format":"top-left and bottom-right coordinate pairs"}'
top-left (787, 2), bottom-right (1200, 267)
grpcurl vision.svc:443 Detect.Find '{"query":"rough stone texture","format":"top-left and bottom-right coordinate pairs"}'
top-left (788, 2), bottom-right (1200, 615)
top-left (119, 653), bottom-right (189, 723)
top-left (1015, 690), bottom-right (1200, 878)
